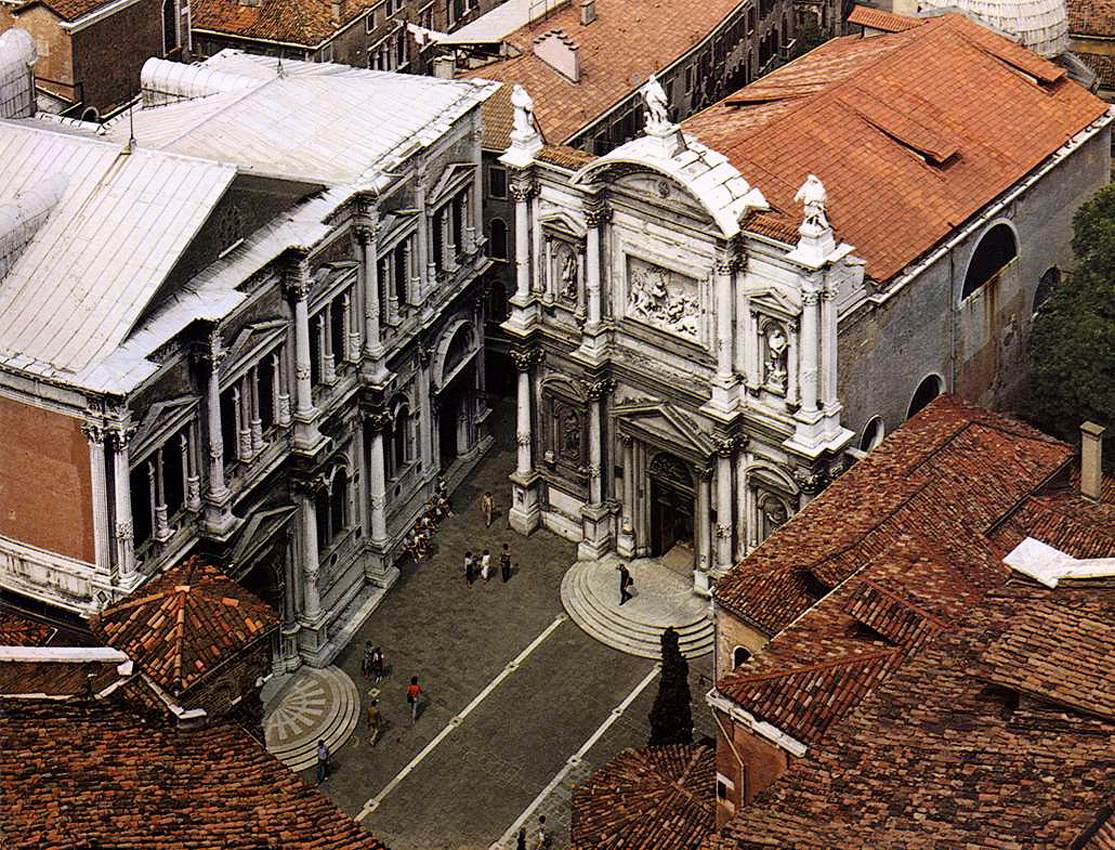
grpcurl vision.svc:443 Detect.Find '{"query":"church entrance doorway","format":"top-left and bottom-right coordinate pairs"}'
top-left (438, 364), bottom-right (474, 468)
top-left (647, 452), bottom-right (695, 571)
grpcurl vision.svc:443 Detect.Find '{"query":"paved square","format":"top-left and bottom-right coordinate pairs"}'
top-left (293, 403), bottom-right (714, 850)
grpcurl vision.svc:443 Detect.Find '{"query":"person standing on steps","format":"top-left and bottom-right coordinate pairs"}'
top-left (482, 490), bottom-right (495, 527)
top-left (406, 676), bottom-right (423, 725)
top-left (617, 563), bottom-right (634, 606)
top-left (315, 739), bottom-right (330, 784)
top-left (481, 548), bottom-right (492, 582)
top-left (500, 543), bottom-right (512, 583)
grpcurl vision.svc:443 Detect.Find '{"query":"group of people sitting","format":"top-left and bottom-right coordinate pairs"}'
top-left (402, 478), bottom-right (452, 563)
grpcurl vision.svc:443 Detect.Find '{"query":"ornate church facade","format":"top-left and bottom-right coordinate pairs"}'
top-left (498, 10), bottom-right (1110, 592)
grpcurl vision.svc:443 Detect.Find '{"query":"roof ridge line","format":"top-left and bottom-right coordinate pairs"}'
top-left (728, 647), bottom-right (897, 685)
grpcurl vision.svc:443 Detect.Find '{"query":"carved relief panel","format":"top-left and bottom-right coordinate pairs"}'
top-left (624, 255), bottom-right (700, 341)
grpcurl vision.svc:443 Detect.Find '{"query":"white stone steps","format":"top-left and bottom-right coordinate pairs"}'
top-left (560, 562), bottom-right (713, 660)
top-left (264, 665), bottom-right (362, 773)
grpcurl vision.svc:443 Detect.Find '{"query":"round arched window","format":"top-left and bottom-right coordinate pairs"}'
top-left (907, 375), bottom-right (944, 420)
top-left (1032, 266), bottom-right (1060, 316)
top-left (962, 224), bottom-right (1017, 300)
top-left (732, 646), bottom-right (752, 668)
top-left (860, 416), bottom-right (885, 451)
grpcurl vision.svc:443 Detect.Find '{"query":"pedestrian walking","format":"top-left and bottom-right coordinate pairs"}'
top-left (464, 550), bottom-right (476, 586)
top-left (500, 543), bottom-right (512, 583)
top-left (370, 646), bottom-right (385, 684)
top-left (361, 640), bottom-right (374, 679)
top-left (516, 827), bottom-right (527, 850)
top-left (482, 490), bottom-right (495, 527)
top-left (481, 548), bottom-right (491, 582)
top-left (617, 563), bottom-right (634, 606)
top-left (534, 815), bottom-right (549, 850)
top-left (315, 739), bottom-right (330, 784)
top-left (406, 676), bottom-right (423, 725)
top-left (366, 697), bottom-right (382, 746)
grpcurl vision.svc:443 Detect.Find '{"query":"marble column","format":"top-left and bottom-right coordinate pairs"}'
top-left (296, 487), bottom-right (322, 623)
top-left (82, 422), bottom-right (111, 572)
top-left (357, 219), bottom-right (388, 380)
top-left (714, 437), bottom-right (735, 572)
top-left (418, 344), bottom-right (434, 476)
top-left (696, 468), bottom-right (713, 586)
top-left (617, 432), bottom-right (635, 558)
top-left (577, 376), bottom-right (615, 561)
top-left (366, 411), bottom-right (390, 549)
top-left (798, 287), bottom-right (820, 416)
top-left (285, 256), bottom-right (324, 452)
top-left (711, 255), bottom-right (737, 411)
top-left (510, 178), bottom-right (534, 304)
top-left (587, 396), bottom-right (603, 505)
top-left (508, 347), bottom-right (541, 534)
top-left (202, 332), bottom-right (236, 537)
top-left (583, 203), bottom-right (608, 332)
top-left (279, 526), bottom-right (303, 673)
top-left (108, 423), bottom-right (136, 583)
top-left (820, 284), bottom-right (839, 412)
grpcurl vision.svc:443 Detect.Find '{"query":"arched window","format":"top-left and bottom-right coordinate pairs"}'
top-left (1032, 266), bottom-right (1060, 316)
top-left (162, 0), bottom-right (177, 55)
top-left (732, 646), bottom-right (752, 668)
top-left (907, 374), bottom-right (943, 420)
top-left (962, 223), bottom-right (1017, 300)
top-left (329, 467), bottom-right (348, 539)
top-left (860, 416), bottom-right (885, 451)
top-left (488, 280), bottom-right (509, 322)
top-left (392, 404), bottom-right (410, 474)
top-left (490, 218), bottom-right (508, 260)
top-left (443, 323), bottom-right (473, 379)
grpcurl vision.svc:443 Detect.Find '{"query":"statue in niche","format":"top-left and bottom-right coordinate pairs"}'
top-left (627, 257), bottom-right (700, 339)
top-left (558, 408), bottom-right (581, 460)
top-left (761, 496), bottom-right (789, 537)
top-left (559, 247), bottom-right (578, 301)
top-left (763, 324), bottom-right (788, 393)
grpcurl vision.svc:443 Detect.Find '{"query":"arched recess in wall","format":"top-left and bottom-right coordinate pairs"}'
top-left (860, 416), bottom-right (885, 451)
top-left (489, 218), bottom-right (508, 260)
top-left (1032, 266), bottom-right (1060, 316)
top-left (907, 374), bottom-right (944, 420)
top-left (162, 0), bottom-right (177, 55)
top-left (732, 646), bottom-right (752, 668)
top-left (961, 223), bottom-right (1018, 300)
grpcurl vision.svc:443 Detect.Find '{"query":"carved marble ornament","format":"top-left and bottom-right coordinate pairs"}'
top-left (640, 73), bottom-right (671, 133)
top-left (626, 257), bottom-right (699, 339)
top-left (763, 323), bottom-right (789, 393)
top-left (794, 174), bottom-right (830, 232)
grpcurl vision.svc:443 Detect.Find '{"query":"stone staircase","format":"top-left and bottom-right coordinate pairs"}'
top-left (560, 560), bottom-right (713, 660)
top-left (264, 665), bottom-right (361, 773)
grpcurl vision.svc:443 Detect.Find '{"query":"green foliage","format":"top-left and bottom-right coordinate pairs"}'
top-left (1029, 184), bottom-right (1115, 438)
top-left (648, 627), bottom-right (693, 747)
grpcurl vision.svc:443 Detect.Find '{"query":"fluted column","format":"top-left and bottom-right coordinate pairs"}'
top-left (82, 422), bottom-right (111, 572)
top-left (697, 468), bottom-right (713, 579)
top-left (365, 409), bottom-right (390, 548)
top-left (583, 377), bottom-right (614, 506)
top-left (714, 436), bottom-right (735, 572)
top-left (108, 422), bottom-right (136, 583)
top-left (203, 333), bottom-right (228, 502)
top-left (418, 343), bottom-right (434, 475)
top-left (510, 177), bottom-right (534, 304)
top-left (820, 283), bottom-right (839, 411)
top-left (798, 287), bottom-right (820, 416)
top-left (296, 485), bottom-right (322, 622)
top-left (285, 255), bottom-right (323, 452)
top-left (617, 432), bottom-right (635, 558)
top-left (512, 349), bottom-right (535, 477)
top-left (583, 202), bottom-right (608, 331)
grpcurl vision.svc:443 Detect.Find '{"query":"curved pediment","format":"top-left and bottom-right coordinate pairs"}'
top-left (571, 131), bottom-right (767, 239)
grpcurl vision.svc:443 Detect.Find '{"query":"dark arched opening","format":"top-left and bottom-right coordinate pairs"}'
top-left (907, 374), bottom-right (943, 420)
top-left (962, 223), bottom-right (1017, 300)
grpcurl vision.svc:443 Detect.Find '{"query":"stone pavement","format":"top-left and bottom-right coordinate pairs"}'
top-left (297, 402), bottom-right (715, 850)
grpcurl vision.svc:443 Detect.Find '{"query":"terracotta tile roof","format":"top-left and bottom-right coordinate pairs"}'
top-left (572, 744), bottom-right (716, 850)
top-left (990, 469), bottom-right (1115, 559)
top-left (1084, 815), bottom-right (1115, 850)
top-left (1069, 0), bottom-right (1115, 34)
top-left (0, 698), bottom-right (387, 850)
top-left (461, 0), bottom-right (745, 144)
top-left (1077, 50), bottom-right (1115, 91)
top-left (706, 582), bottom-right (1115, 849)
top-left (14, 0), bottom-right (119, 23)
top-left (481, 82), bottom-right (517, 151)
top-left (0, 654), bottom-right (127, 698)
top-left (0, 611), bottom-right (53, 646)
top-left (192, 0), bottom-right (376, 47)
top-left (537, 143), bottom-right (596, 169)
top-left (684, 14), bottom-right (1109, 281)
top-left (90, 556), bottom-right (278, 696)
top-left (845, 4), bottom-right (923, 32)
top-left (714, 395), bottom-right (1072, 636)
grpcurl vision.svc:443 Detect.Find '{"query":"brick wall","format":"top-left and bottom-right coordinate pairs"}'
top-left (182, 636), bottom-right (273, 735)
top-left (0, 394), bottom-right (95, 563)
top-left (70, 0), bottom-right (164, 114)
top-left (9, 6), bottom-right (77, 105)
top-left (714, 708), bottom-right (793, 826)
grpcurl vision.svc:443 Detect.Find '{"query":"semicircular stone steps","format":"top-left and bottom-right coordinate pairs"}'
top-left (561, 560), bottom-right (713, 660)
top-left (264, 665), bottom-right (361, 773)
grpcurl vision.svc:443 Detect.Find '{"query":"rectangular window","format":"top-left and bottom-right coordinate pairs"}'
top-left (258, 359), bottom-right (275, 432)
top-left (220, 388), bottom-right (238, 467)
top-left (488, 165), bottom-right (507, 199)
top-left (330, 296), bottom-right (346, 368)
top-left (432, 210), bottom-right (444, 271)
top-left (309, 319), bottom-right (322, 386)
top-left (685, 65), bottom-right (694, 93)
top-left (130, 466), bottom-right (153, 546)
top-left (163, 437), bottom-right (185, 516)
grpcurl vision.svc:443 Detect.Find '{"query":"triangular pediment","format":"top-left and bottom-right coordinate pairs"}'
top-left (539, 208), bottom-right (586, 238)
top-left (428, 162), bottom-right (477, 205)
top-left (133, 394), bottom-right (199, 451)
top-left (228, 505), bottom-right (298, 576)
top-left (747, 284), bottom-right (801, 319)
top-left (613, 400), bottom-right (714, 459)
top-left (223, 319), bottom-right (288, 375)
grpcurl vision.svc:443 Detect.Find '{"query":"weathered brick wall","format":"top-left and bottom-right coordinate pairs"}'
top-left (9, 6), bottom-right (77, 104)
top-left (0, 394), bottom-right (95, 563)
top-left (714, 711), bottom-right (793, 827)
top-left (70, 0), bottom-right (164, 114)
top-left (183, 637), bottom-right (273, 734)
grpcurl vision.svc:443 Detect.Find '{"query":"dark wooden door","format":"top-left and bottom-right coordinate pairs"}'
top-left (651, 480), bottom-right (694, 557)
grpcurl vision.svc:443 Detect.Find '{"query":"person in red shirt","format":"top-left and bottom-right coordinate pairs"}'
top-left (406, 676), bottom-right (423, 725)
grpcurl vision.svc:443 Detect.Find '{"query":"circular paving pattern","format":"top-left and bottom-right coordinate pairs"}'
top-left (264, 665), bottom-right (360, 772)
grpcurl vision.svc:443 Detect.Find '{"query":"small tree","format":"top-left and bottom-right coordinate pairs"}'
top-left (648, 627), bottom-right (693, 746)
top-left (1029, 184), bottom-right (1115, 439)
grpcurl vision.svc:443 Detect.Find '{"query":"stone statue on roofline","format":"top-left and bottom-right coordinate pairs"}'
top-left (501, 83), bottom-right (543, 168)
top-left (641, 73), bottom-right (671, 135)
top-left (795, 174), bottom-right (830, 233)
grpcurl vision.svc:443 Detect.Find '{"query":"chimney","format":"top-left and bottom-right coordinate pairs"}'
top-left (579, 0), bottom-right (596, 25)
top-left (533, 29), bottom-right (580, 82)
top-left (331, 0), bottom-right (343, 26)
top-left (1080, 421), bottom-right (1105, 501)
top-left (431, 54), bottom-right (456, 79)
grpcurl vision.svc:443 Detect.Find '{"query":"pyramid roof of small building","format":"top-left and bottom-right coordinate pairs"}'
top-left (572, 743), bottom-right (716, 850)
top-left (90, 556), bottom-right (278, 696)
top-left (684, 12), bottom-right (1109, 283)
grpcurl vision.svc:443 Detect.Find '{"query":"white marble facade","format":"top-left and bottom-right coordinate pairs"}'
top-left (500, 82), bottom-right (857, 593)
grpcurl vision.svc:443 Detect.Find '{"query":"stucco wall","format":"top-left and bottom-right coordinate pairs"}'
top-left (836, 125), bottom-right (1111, 447)
top-left (0, 394), bottom-right (95, 562)
top-left (714, 709), bottom-right (793, 826)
